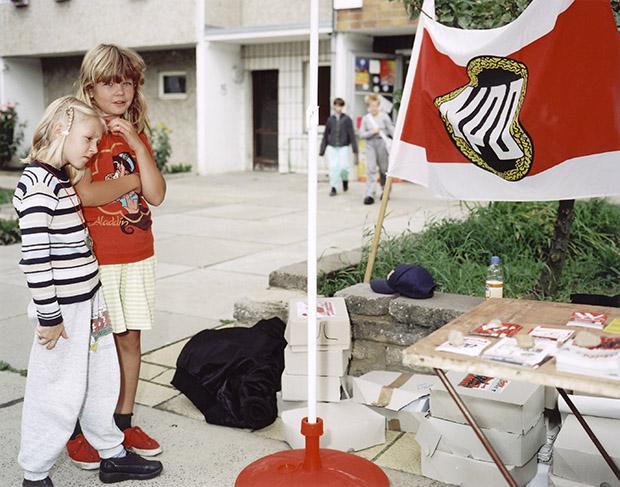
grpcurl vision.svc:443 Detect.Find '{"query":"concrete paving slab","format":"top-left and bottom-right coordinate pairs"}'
top-left (0, 314), bottom-right (33, 370)
top-left (355, 430), bottom-right (402, 461)
top-left (139, 363), bottom-right (170, 381)
top-left (186, 203), bottom-right (301, 221)
top-left (0, 282), bottom-right (31, 321)
top-left (135, 380), bottom-right (180, 408)
top-left (157, 393), bottom-right (203, 422)
top-left (157, 262), bottom-right (195, 280)
top-left (142, 339), bottom-right (190, 368)
top-left (141, 310), bottom-right (219, 355)
top-left (375, 431), bottom-right (423, 476)
top-left (150, 369), bottom-right (176, 387)
top-left (0, 243), bottom-right (20, 272)
top-left (0, 371), bottom-right (25, 406)
top-left (0, 266), bottom-right (28, 287)
top-left (155, 269), bottom-right (267, 321)
top-left (155, 234), bottom-right (274, 268)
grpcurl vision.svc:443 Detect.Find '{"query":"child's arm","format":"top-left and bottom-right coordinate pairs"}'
top-left (75, 168), bottom-right (141, 207)
top-left (108, 118), bottom-right (166, 206)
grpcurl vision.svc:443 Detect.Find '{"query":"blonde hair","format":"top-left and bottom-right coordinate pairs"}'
top-left (24, 96), bottom-right (104, 184)
top-left (366, 94), bottom-right (380, 106)
top-left (76, 44), bottom-right (149, 133)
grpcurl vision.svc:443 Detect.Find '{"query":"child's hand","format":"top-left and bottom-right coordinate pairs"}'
top-left (36, 324), bottom-right (68, 350)
top-left (107, 118), bottom-right (143, 152)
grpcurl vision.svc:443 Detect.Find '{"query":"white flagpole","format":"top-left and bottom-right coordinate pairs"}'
top-left (306, 0), bottom-right (319, 425)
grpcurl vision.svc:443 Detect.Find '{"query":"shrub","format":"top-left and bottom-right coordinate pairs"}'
top-left (0, 218), bottom-right (20, 245)
top-left (148, 123), bottom-right (172, 172)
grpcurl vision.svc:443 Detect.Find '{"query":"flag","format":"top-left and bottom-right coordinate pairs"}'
top-left (389, 0), bottom-right (620, 201)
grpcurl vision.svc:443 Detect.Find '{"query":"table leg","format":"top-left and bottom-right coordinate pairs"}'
top-left (557, 388), bottom-right (620, 481)
top-left (433, 368), bottom-right (518, 487)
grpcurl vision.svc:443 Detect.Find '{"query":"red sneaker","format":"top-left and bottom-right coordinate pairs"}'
top-left (66, 434), bottom-right (100, 470)
top-left (123, 426), bottom-right (162, 456)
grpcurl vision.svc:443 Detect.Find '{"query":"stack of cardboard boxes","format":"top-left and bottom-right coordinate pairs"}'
top-left (549, 393), bottom-right (620, 486)
top-left (417, 372), bottom-right (546, 487)
top-left (281, 298), bottom-right (351, 402)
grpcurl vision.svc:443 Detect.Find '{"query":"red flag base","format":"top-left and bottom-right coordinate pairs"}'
top-left (235, 417), bottom-right (389, 487)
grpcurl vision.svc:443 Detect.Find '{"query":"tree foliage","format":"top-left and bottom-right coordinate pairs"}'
top-left (390, 0), bottom-right (620, 30)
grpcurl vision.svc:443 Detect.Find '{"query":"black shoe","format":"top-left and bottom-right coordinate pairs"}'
top-left (330, 187), bottom-right (337, 196)
top-left (342, 180), bottom-right (349, 192)
top-left (363, 196), bottom-right (374, 205)
top-left (23, 478), bottom-right (54, 487)
top-left (99, 451), bottom-right (163, 484)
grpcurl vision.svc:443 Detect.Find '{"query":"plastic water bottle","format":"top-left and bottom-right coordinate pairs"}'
top-left (485, 256), bottom-right (504, 299)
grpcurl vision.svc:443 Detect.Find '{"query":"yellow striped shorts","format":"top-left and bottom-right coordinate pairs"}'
top-left (99, 256), bottom-right (156, 333)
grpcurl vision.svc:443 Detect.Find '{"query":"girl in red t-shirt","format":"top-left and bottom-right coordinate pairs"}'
top-left (69, 44), bottom-right (166, 469)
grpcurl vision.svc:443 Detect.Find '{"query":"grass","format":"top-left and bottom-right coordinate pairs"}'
top-left (0, 360), bottom-right (27, 377)
top-left (319, 199), bottom-right (620, 302)
top-left (0, 188), bottom-right (13, 205)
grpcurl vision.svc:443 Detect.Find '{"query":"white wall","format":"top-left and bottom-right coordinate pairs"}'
top-left (198, 41), bottom-right (245, 175)
top-left (0, 57), bottom-right (45, 158)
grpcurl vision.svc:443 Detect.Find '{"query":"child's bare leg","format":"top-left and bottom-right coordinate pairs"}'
top-left (114, 330), bottom-right (141, 413)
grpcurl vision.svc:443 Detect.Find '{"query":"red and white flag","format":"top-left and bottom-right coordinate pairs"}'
top-left (389, 0), bottom-right (620, 201)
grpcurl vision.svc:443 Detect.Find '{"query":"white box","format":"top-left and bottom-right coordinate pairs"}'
top-left (352, 371), bottom-right (439, 411)
top-left (416, 414), bottom-right (545, 467)
top-left (286, 298), bottom-right (351, 350)
top-left (420, 448), bottom-right (538, 487)
top-left (281, 401), bottom-right (385, 452)
top-left (552, 415), bottom-right (620, 487)
top-left (281, 373), bottom-right (342, 402)
top-left (284, 346), bottom-right (350, 377)
top-left (430, 372), bottom-right (544, 434)
top-left (368, 396), bottom-right (430, 433)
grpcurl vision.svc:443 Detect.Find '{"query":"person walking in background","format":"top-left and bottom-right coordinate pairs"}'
top-left (319, 98), bottom-right (358, 196)
top-left (359, 94), bottom-right (394, 205)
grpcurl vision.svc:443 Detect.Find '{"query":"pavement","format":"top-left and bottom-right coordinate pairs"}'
top-left (0, 170), bottom-right (464, 486)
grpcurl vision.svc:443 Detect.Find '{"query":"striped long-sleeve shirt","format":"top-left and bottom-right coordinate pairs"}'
top-left (13, 162), bottom-right (101, 327)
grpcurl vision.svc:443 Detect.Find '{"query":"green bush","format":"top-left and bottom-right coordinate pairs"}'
top-left (0, 218), bottom-right (20, 245)
top-left (0, 188), bottom-right (13, 205)
top-left (148, 123), bottom-right (172, 172)
top-left (319, 199), bottom-right (620, 302)
top-left (167, 163), bottom-right (192, 174)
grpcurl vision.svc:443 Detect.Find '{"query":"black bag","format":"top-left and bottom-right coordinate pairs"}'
top-left (171, 318), bottom-right (287, 430)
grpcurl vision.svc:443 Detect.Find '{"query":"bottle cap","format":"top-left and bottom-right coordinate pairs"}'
top-left (491, 256), bottom-right (500, 265)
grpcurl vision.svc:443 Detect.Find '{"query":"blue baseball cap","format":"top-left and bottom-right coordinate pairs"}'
top-left (370, 264), bottom-right (436, 299)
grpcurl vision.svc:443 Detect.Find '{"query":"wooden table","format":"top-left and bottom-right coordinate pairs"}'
top-left (402, 298), bottom-right (620, 486)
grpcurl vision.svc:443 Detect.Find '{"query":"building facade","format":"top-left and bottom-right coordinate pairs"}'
top-left (0, 0), bottom-right (417, 175)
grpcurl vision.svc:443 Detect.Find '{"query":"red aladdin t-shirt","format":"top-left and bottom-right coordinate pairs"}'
top-left (82, 132), bottom-right (154, 265)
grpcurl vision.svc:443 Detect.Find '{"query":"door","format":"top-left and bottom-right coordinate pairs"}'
top-left (252, 70), bottom-right (279, 171)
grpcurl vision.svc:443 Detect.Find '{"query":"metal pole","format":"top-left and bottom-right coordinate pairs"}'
top-left (434, 369), bottom-right (518, 487)
top-left (306, 0), bottom-right (319, 424)
top-left (363, 176), bottom-right (393, 283)
top-left (557, 388), bottom-right (620, 481)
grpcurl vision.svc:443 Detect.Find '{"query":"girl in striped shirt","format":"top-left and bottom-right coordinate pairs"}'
top-left (14, 96), bottom-right (162, 486)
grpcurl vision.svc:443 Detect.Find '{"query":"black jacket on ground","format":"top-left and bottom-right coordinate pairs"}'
top-left (171, 318), bottom-right (287, 430)
top-left (319, 113), bottom-right (359, 156)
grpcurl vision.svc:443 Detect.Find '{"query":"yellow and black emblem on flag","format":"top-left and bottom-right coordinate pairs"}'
top-left (435, 56), bottom-right (533, 181)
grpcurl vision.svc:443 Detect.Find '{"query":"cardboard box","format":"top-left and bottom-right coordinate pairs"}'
top-left (552, 415), bottom-right (620, 487)
top-left (284, 346), bottom-right (350, 377)
top-left (429, 372), bottom-right (544, 434)
top-left (420, 447), bottom-right (538, 487)
top-left (286, 298), bottom-right (350, 350)
top-left (547, 473), bottom-right (592, 487)
top-left (368, 396), bottom-right (430, 433)
top-left (281, 401), bottom-right (385, 451)
top-left (352, 371), bottom-right (440, 411)
top-left (281, 373), bottom-right (342, 402)
top-left (416, 414), bottom-right (545, 467)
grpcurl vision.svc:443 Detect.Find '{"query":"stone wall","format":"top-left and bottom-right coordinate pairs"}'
top-left (334, 283), bottom-right (483, 375)
top-left (335, 0), bottom-right (416, 32)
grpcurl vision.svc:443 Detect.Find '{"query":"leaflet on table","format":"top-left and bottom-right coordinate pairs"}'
top-left (435, 337), bottom-right (491, 357)
top-left (566, 311), bottom-right (608, 330)
top-left (482, 337), bottom-right (558, 368)
top-left (528, 326), bottom-right (574, 343)
top-left (603, 318), bottom-right (620, 335)
top-left (555, 340), bottom-right (620, 380)
top-left (470, 321), bottom-right (522, 338)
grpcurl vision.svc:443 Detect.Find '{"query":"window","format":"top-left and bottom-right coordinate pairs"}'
top-left (159, 71), bottom-right (187, 100)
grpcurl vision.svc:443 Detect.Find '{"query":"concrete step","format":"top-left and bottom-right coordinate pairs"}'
top-left (233, 288), bottom-right (306, 325)
top-left (268, 249), bottom-right (362, 291)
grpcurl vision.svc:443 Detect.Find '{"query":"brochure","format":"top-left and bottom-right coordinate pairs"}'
top-left (470, 321), bottom-right (522, 338)
top-left (482, 337), bottom-right (558, 368)
top-left (435, 337), bottom-right (491, 357)
top-left (603, 318), bottom-right (620, 335)
top-left (566, 311), bottom-right (608, 330)
top-left (556, 340), bottom-right (620, 379)
top-left (458, 374), bottom-right (509, 393)
top-left (528, 326), bottom-right (574, 343)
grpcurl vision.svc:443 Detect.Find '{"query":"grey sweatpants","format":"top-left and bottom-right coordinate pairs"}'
top-left (19, 290), bottom-right (124, 481)
top-left (365, 137), bottom-right (389, 198)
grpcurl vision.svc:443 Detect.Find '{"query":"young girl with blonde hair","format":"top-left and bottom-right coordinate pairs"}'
top-left (14, 96), bottom-right (162, 486)
top-left (65, 43), bottom-right (167, 469)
